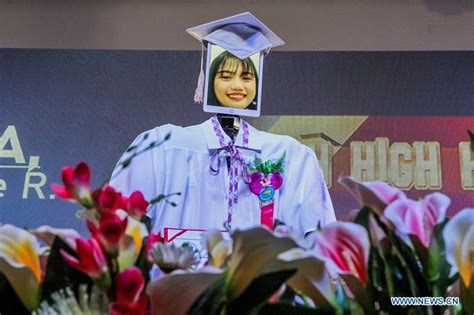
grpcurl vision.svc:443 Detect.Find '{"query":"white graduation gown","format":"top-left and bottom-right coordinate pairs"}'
top-left (109, 116), bottom-right (336, 238)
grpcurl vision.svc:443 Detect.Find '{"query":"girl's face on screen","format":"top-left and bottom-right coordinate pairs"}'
top-left (213, 58), bottom-right (256, 109)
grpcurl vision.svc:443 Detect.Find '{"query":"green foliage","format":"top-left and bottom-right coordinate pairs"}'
top-left (251, 152), bottom-right (286, 176)
top-left (468, 129), bottom-right (474, 152)
top-left (189, 269), bottom-right (298, 315)
top-left (226, 269), bottom-right (297, 315)
top-left (187, 277), bottom-right (226, 315)
top-left (141, 214), bottom-right (152, 233)
top-left (427, 219), bottom-right (453, 294)
top-left (353, 207), bottom-right (463, 315)
top-left (273, 152), bottom-right (286, 173)
top-left (0, 272), bottom-right (30, 315)
top-left (460, 280), bottom-right (474, 314)
top-left (40, 237), bottom-right (92, 303)
top-left (134, 239), bottom-right (151, 285)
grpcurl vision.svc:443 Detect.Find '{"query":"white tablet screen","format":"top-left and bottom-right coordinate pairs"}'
top-left (203, 43), bottom-right (263, 117)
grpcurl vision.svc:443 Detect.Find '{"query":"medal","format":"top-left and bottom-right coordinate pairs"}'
top-left (248, 153), bottom-right (286, 229)
top-left (259, 187), bottom-right (275, 202)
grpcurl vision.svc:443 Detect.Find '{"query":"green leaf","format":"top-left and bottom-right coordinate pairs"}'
top-left (429, 219), bottom-right (456, 294)
top-left (40, 237), bottom-right (93, 302)
top-left (134, 237), bottom-right (151, 284)
top-left (358, 207), bottom-right (436, 309)
top-left (225, 228), bottom-right (297, 300)
top-left (260, 256), bottom-right (336, 311)
top-left (371, 213), bottom-right (430, 297)
top-left (254, 156), bottom-right (263, 167)
top-left (335, 280), bottom-right (352, 313)
top-left (409, 234), bottom-right (428, 266)
top-left (226, 269), bottom-right (297, 315)
top-left (367, 248), bottom-right (393, 311)
top-left (460, 279), bottom-right (474, 314)
top-left (0, 272), bottom-right (30, 315)
top-left (273, 152), bottom-right (286, 174)
top-left (148, 272), bottom-right (223, 315)
top-left (468, 130), bottom-right (474, 152)
top-left (354, 207), bottom-right (372, 232)
top-left (187, 277), bottom-right (226, 315)
top-left (149, 194), bottom-right (166, 205)
top-left (141, 215), bottom-right (152, 233)
top-left (340, 274), bottom-right (373, 313)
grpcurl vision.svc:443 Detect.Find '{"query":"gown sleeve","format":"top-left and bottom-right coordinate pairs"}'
top-left (280, 144), bottom-right (336, 237)
top-left (109, 127), bottom-right (166, 230)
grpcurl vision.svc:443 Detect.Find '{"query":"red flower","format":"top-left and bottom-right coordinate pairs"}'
top-left (88, 210), bottom-right (128, 248)
top-left (52, 162), bottom-right (92, 205)
top-left (92, 185), bottom-right (127, 213)
top-left (126, 191), bottom-right (149, 220)
top-left (60, 238), bottom-right (107, 278)
top-left (110, 267), bottom-right (148, 315)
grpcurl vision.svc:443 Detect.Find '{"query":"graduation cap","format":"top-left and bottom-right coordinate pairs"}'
top-left (186, 12), bottom-right (285, 103)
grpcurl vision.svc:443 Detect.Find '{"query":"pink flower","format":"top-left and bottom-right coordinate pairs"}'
top-left (339, 176), bottom-right (406, 213)
top-left (313, 222), bottom-right (370, 283)
top-left (249, 172), bottom-right (283, 195)
top-left (126, 191), bottom-right (149, 220)
top-left (384, 192), bottom-right (450, 248)
top-left (88, 210), bottom-right (128, 249)
top-left (111, 267), bottom-right (148, 315)
top-left (60, 238), bottom-right (108, 278)
top-left (52, 162), bottom-right (92, 205)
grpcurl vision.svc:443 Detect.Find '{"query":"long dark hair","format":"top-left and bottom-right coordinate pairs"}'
top-left (207, 51), bottom-right (259, 110)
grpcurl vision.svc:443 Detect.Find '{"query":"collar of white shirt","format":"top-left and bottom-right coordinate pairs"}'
top-left (202, 116), bottom-right (263, 152)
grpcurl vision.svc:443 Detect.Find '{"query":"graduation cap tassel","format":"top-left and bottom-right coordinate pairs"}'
top-left (193, 45), bottom-right (205, 104)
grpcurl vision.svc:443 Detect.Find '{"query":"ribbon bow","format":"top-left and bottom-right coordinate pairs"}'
top-left (210, 116), bottom-right (249, 228)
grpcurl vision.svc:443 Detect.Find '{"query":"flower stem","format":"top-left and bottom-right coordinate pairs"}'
top-left (383, 261), bottom-right (395, 297)
top-left (107, 257), bottom-right (118, 301)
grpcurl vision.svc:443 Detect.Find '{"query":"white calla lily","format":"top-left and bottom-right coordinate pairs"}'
top-left (443, 208), bottom-right (474, 287)
top-left (202, 229), bottom-right (232, 268)
top-left (31, 225), bottom-right (80, 250)
top-left (116, 210), bottom-right (148, 270)
top-left (0, 224), bottom-right (41, 310)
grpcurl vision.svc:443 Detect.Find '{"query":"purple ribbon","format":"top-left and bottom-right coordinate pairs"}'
top-left (210, 116), bottom-right (249, 228)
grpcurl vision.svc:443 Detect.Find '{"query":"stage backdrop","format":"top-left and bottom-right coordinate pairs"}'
top-left (1, 49), bottom-right (473, 234)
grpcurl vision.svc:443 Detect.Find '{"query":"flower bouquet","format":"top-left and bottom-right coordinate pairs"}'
top-left (0, 133), bottom-right (473, 315)
top-left (145, 177), bottom-right (473, 315)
